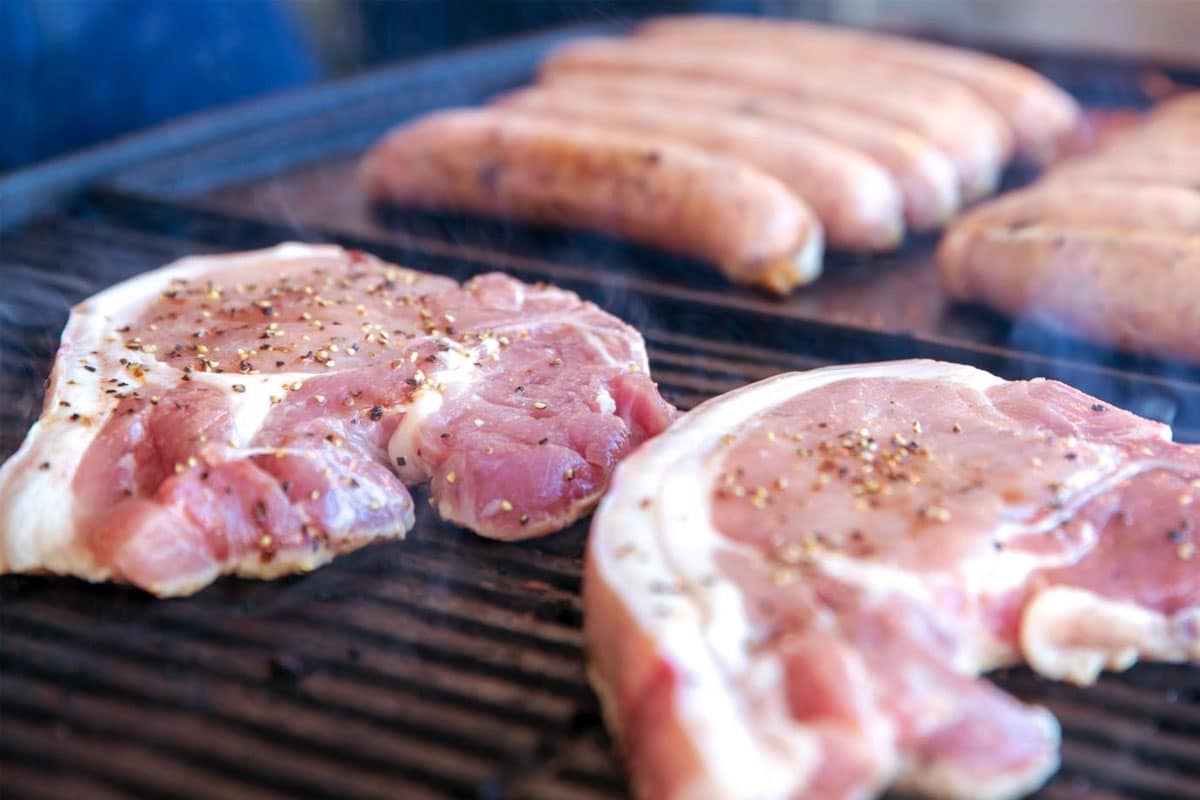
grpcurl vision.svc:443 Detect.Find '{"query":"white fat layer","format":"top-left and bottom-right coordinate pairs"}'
top-left (388, 390), bottom-right (446, 483)
top-left (189, 371), bottom-right (315, 446)
top-left (386, 341), bottom-right (489, 483)
top-left (0, 243), bottom-right (355, 578)
top-left (596, 387), bottom-right (616, 415)
top-left (1021, 586), bottom-right (1199, 685)
top-left (589, 359), bottom-right (1187, 800)
top-left (577, 327), bottom-right (625, 369)
top-left (0, 305), bottom-right (108, 574)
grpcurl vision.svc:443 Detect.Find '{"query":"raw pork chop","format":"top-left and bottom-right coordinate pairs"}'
top-left (587, 360), bottom-right (1198, 800)
top-left (0, 243), bottom-right (675, 596)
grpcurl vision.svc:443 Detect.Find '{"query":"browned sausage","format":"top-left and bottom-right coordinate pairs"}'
top-left (494, 86), bottom-right (904, 252)
top-left (361, 108), bottom-right (823, 294)
top-left (535, 71), bottom-right (961, 231)
top-left (540, 37), bottom-right (1011, 200)
top-left (637, 14), bottom-right (1081, 165)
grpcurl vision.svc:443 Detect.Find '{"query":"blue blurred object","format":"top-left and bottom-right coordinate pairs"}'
top-left (0, 0), bottom-right (768, 172)
top-left (0, 0), bottom-right (318, 170)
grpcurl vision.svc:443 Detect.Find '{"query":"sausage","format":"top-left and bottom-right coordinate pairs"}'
top-left (1146, 91), bottom-right (1200, 127)
top-left (939, 182), bottom-right (1200, 259)
top-left (494, 86), bottom-right (904, 251)
top-left (540, 38), bottom-right (1011, 200)
top-left (360, 108), bottom-right (824, 294)
top-left (535, 71), bottom-right (961, 231)
top-left (939, 179), bottom-right (1200, 299)
top-left (938, 94), bottom-right (1200, 363)
top-left (1047, 105), bottom-right (1200, 189)
top-left (937, 223), bottom-right (1200, 363)
top-left (1050, 150), bottom-right (1200, 189)
top-left (637, 14), bottom-right (1081, 165)
top-left (1058, 93), bottom-right (1200, 163)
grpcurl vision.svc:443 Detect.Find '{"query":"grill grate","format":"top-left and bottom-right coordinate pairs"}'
top-left (3, 212), bottom-right (1198, 800)
top-left (2, 20), bottom-right (1199, 800)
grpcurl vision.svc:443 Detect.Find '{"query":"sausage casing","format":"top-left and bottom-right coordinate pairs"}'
top-left (495, 85), bottom-right (904, 251)
top-left (541, 37), bottom-right (1012, 200)
top-left (637, 14), bottom-right (1081, 165)
top-left (1048, 96), bottom-right (1200, 189)
top-left (535, 71), bottom-right (961, 231)
top-left (361, 108), bottom-right (824, 293)
top-left (937, 217), bottom-right (1200, 363)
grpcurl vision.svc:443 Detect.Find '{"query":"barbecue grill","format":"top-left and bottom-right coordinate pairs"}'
top-left (1, 20), bottom-right (1198, 800)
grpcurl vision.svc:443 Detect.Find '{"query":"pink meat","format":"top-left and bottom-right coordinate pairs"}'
top-left (587, 360), bottom-right (1198, 800)
top-left (0, 244), bottom-right (675, 596)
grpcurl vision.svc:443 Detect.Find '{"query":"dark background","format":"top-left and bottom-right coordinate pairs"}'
top-left (0, 0), bottom-right (773, 172)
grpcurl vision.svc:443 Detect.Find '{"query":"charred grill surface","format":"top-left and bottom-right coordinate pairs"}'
top-left (1, 22), bottom-right (1198, 800)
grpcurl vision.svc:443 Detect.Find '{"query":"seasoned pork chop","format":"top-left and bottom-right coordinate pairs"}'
top-left (587, 360), bottom-right (1198, 800)
top-left (0, 244), bottom-right (675, 596)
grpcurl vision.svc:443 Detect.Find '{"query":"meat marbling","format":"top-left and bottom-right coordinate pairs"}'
top-left (0, 243), bottom-right (676, 596)
top-left (587, 360), bottom-right (1198, 800)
